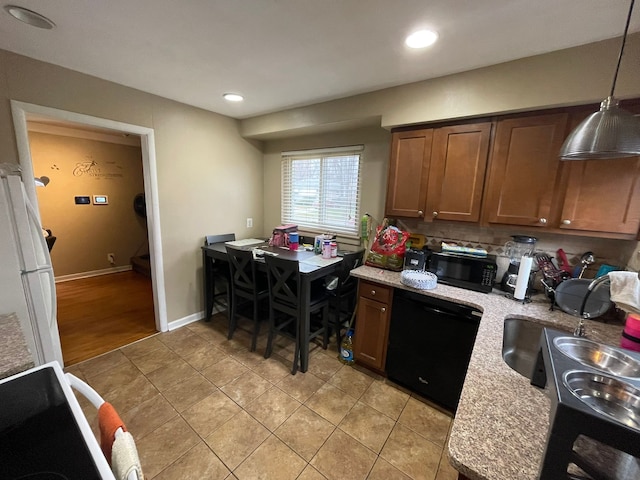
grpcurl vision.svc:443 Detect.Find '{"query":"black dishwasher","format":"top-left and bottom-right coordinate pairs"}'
top-left (386, 289), bottom-right (481, 412)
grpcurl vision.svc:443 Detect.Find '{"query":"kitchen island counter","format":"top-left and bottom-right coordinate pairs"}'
top-left (350, 266), bottom-right (624, 480)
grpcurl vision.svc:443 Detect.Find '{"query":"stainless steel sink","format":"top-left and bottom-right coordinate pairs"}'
top-left (563, 370), bottom-right (640, 431)
top-left (553, 336), bottom-right (640, 378)
top-left (502, 318), bottom-right (544, 379)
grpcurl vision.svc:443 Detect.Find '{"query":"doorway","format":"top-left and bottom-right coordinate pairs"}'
top-left (11, 100), bottom-right (168, 365)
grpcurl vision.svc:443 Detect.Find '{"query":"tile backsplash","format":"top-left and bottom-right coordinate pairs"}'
top-left (394, 219), bottom-right (637, 280)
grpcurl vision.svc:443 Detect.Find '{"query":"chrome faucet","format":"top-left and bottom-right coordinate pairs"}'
top-left (574, 318), bottom-right (586, 337)
top-left (574, 274), bottom-right (611, 337)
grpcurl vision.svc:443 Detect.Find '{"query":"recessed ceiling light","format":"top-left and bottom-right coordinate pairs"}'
top-left (405, 29), bottom-right (438, 49)
top-left (223, 93), bottom-right (244, 102)
top-left (4, 5), bottom-right (55, 29)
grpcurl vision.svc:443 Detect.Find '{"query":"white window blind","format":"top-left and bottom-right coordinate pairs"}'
top-left (281, 145), bottom-right (363, 236)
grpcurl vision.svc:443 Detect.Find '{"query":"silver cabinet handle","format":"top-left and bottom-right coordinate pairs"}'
top-left (418, 210), bottom-right (424, 216)
top-left (562, 219), bottom-right (571, 225)
top-left (370, 290), bottom-right (376, 296)
top-left (539, 218), bottom-right (547, 224)
top-left (381, 307), bottom-right (386, 313)
top-left (432, 211), bottom-right (438, 217)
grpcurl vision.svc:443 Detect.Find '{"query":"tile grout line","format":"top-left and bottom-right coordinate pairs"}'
top-left (72, 317), bottom-right (456, 480)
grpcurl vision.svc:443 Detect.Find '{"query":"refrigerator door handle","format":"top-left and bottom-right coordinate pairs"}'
top-left (22, 183), bottom-right (52, 271)
top-left (47, 267), bottom-right (57, 337)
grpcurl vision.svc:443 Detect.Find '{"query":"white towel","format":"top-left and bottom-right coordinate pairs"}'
top-left (112, 429), bottom-right (144, 480)
top-left (609, 271), bottom-right (640, 314)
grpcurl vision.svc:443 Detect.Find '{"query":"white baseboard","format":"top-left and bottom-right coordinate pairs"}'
top-left (55, 265), bottom-right (132, 283)
top-left (167, 305), bottom-right (227, 331)
top-left (168, 311), bottom-right (204, 331)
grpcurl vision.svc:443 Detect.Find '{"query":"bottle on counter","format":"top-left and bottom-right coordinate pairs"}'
top-left (339, 329), bottom-right (355, 365)
top-left (322, 239), bottom-right (332, 259)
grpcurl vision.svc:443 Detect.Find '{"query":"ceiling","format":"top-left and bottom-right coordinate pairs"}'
top-left (1, 0), bottom-right (638, 119)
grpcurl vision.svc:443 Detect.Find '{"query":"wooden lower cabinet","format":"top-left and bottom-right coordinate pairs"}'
top-left (353, 280), bottom-right (392, 371)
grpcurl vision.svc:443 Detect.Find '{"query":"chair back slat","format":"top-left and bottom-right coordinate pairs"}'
top-left (337, 249), bottom-right (365, 288)
top-left (265, 255), bottom-right (300, 307)
top-left (226, 246), bottom-right (257, 291)
top-left (204, 233), bottom-right (236, 245)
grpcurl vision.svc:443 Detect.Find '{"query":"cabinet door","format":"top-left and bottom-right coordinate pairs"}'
top-left (426, 123), bottom-right (492, 222)
top-left (353, 296), bottom-right (390, 371)
top-left (559, 157), bottom-right (640, 234)
top-left (385, 129), bottom-right (433, 218)
top-left (484, 113), bottom-right (568, 227)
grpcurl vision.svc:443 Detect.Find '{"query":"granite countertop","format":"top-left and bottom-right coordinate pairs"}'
top-left (350, 265), bottom-right (625, 480)
top-left (0, 312), bottom-right (35, 380)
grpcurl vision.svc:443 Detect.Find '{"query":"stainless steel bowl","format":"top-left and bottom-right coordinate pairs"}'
top-left (553, 336), bottom-right (640, 378)
top-left (563, 370), bottom-right (640, 431)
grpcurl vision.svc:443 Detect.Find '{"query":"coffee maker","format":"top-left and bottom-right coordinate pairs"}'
top-left (500, 235), bottom-right (537, 294)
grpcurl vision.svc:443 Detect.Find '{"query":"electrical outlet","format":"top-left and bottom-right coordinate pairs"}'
top-left (246, 217), bottom-right (253, 228)
top-left (107, 253), bottom-right (115, 264)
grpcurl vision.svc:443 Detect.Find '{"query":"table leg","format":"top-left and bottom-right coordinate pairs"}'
top-left (299, 276), bottom-right (312, 373)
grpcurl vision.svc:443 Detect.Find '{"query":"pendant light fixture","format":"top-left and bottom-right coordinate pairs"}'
top-left (559, 0), bottom-right (640, 160)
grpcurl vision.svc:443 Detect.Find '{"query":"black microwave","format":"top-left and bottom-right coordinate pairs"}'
top-left (428, 251), bottom-right (497, 293)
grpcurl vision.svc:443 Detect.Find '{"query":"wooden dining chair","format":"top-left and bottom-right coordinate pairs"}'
top-left (225, 245), bottom-right (269, 351)
top-left (203, 233), bottom-right (235, 331)
top-left (326, 248), bottom-right (365, 348)
top-left (263, 255), bottom-right (330, 374)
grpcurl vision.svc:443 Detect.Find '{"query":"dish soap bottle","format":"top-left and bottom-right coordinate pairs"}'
top-left (339, 329), bottom-right (355, 365)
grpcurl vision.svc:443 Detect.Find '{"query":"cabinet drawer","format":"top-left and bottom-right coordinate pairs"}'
top-left (358, 280), bottom-right (392, 304)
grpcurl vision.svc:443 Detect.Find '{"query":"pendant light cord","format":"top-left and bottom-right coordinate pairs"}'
top-left (610, 0), bottom-right (635, 97)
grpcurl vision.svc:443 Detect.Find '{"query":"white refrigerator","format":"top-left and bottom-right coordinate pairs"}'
top-left (0, 164), bottom-right (63, 366)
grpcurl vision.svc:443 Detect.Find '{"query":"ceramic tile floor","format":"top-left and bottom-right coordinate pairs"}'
top-left (66, 314), bottom-right (460, 480)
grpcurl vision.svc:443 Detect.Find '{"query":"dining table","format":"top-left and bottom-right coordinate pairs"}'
top-left (201, 238), bottom-right (343, 372)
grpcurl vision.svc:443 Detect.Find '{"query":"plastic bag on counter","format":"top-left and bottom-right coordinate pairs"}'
top-left (365, 224), bottom-right (410, 271)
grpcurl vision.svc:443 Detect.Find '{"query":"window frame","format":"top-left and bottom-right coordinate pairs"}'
top-left (281, 145), bottom-right (363, 237)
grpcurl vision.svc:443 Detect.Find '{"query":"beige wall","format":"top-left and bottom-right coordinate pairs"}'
top-left (0, 49), bottom-right (264, 323)
top-left (29, 130), bottom-right (147, 276)
top-left (241, 33), bottom-right (640, 138)
top-left (262, 126), bottom-right (391, 241)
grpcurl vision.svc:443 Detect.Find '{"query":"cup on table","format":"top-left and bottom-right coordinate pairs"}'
top-left (289, 232), bottom-right (299, 251)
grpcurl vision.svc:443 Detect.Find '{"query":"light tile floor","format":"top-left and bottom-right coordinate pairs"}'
top-left (66, 314), bottom-right (460, 480)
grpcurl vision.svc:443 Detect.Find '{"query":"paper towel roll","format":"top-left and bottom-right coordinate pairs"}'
top-left (514, 255), bottom-right (533, 300)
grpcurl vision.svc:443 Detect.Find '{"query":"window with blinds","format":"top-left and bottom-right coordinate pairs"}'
top-left (281, 145), bottom-right (363, 236)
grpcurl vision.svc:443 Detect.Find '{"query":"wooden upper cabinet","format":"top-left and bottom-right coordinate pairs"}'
top-left (554, 106), bottom-right (640, 236)
top-left (385, 129), bottom-right (433, 218)
top-left (558, 157), bottom-right (640, 235)
top-left (425, 123), bottom-right (492, 222)
top-left (483, 113), bottom-right (569, 227)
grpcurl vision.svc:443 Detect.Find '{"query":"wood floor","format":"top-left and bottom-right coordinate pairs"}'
top-left (56, 270), bottom-right (157, 367)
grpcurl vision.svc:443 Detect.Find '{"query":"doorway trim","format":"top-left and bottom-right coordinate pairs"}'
top-left (10, 100), bottom-right (168, 333)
